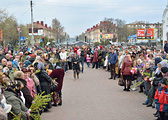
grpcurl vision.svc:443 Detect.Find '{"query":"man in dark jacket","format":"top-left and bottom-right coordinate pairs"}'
top-left (80, 48), bottom-right (85, 73)
top-left (164, 41), bottom-right (168, 53)
top-left (108, 49), bottom-right (118, 80)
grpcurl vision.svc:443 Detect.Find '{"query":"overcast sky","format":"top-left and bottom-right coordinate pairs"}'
top-left (0, 0), bottom-right (167, 38)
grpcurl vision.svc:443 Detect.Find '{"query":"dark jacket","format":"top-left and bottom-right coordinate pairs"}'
top-left (121, 56), bottom-right (133, 76)
top-left (108, 52), bottom-right (118, 65)
top-left (80, 50), bottom-right (85, 62)
top-left (50, 68), bottom-right (65, 92)
top-left (164, 43), bottom-right (168, 53)
top-left (15, 78), bottom-right (33, 109)
top-left (72, 56), bottom-right (80, 70)
top-left (35, 70), bottom-right (52, 85)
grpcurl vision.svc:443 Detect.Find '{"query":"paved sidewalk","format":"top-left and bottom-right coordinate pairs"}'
top-left (42, 65), bottom-right (156, 120)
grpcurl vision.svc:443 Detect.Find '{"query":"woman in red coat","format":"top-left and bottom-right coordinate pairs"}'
top-left (50, 64), bottom-right (65, 106)
top-left (92, 48), bottom-right (98, 69)
top-left (121, 54), bottom-right (133, 91)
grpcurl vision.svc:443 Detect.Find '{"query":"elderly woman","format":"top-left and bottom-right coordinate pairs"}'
top-left (35, 62), bottom-right (52, 111)
top-left (4, 81), bottom-right (30, 120)
top-left (132, 59), bottom-right (144, 91)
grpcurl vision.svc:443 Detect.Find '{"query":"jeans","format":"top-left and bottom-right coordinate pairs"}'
top-left (61, 62), bottom-right (67, 72)
top-left (80, 60), bottom-right (84, 73)
top-left (87, 62), bottom-right (90, 67)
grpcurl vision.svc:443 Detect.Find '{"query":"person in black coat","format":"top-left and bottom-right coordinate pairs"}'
top-left (34, 62), bottom-right (52, 111)
top-left (72, 53), bottom-right (80, 80)
top-left (14, 71), bottom-right (33, 109)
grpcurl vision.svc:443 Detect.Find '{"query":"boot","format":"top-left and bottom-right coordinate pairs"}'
top-left (77, 74), bottom-right (79, 79)
top-left (74, 73), bottom-right (76, 80)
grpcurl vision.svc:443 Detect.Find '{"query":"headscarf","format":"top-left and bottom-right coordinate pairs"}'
top-left (7, 81), bottom-right (21, 94)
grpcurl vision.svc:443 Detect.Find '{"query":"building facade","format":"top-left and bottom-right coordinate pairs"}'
top-left (163, 0), bottom-right (168, 45)
top-left (85, 21), bottom-right (118, 43)
top-left (28, 21), bottom-right (54, 44)
top-left (126, 21), bottom-right (163, 41)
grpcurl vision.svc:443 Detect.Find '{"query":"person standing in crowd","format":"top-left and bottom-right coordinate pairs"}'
top-left (121, 54), bottom-right (133, 91)
top-left (35, 62), bottom-right (52, 111)
top-left (4, 81), bottom-right (30, 120)
top-left (72, 53), bottom-right (80, 80)
top-left (14, 71), bottom-right (33, 109)
top-left (50, 63), bottom-right (65, 106)
top-left (80, 47), bottom-right (85, 73)
top-left (108, 49), bottom-right (118, 80)
top-left (155, 78), bottom-right (168, 120)
top-left (86, 54), bottom-right (91, 67)
top-left (59, 48), bottom-right (67, 72)
top-left (164, 41), bottom-right (168, 53)
top-left (92, 48), bottom-right (98, 69)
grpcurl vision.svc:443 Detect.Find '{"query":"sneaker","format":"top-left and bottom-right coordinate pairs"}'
top-left (58, 102), bottom-right (62, 106)
top-left (109, 77), bottom-right (113, 80)
top-left (52, 103), bottom-right (57, 107)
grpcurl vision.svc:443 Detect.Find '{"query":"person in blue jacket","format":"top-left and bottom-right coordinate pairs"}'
top-left (108, 49), bottom-right (118, 80)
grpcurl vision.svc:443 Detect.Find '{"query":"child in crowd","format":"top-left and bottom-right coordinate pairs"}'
top-left (86, 54), bottom-right (91, 67)
top-left (155, 78), bottom-right (168, 120)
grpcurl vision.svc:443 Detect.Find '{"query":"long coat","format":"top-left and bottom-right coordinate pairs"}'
top-left (93, 50), bottom-right (98, 62)
top-left (35, 70), bottom-right (52, 109)
top-left (121, 57), bottom-right (133, 76)
top-left (72, 56), bottom-right (80, 70)
top-left (50, 68), bottom-right (65, 92)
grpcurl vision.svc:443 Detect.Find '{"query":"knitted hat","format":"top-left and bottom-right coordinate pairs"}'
top-left (160, 78), bottom-right (168, 85)
top-left (14, 71), bottom-right (24, 79)
top-left (161, 67), bottom-right (168, 73)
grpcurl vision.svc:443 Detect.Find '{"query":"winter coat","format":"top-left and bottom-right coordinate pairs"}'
top-left (25, 77), bottom-right (36, 98)
top-left (72, 56), bottom-right (80, 70)
top-left (93, 50), bottom-right (98, 62)
top-left (164, 43), bottom-right (168, 53)
top-left (121, 56), bottom-right (133, 76)
top-left (108, 52), bottom-right (118, 65)
top-left (15, 78), bottom-right (33, 108)
top-left (155, 86), bottom-right (168, 112)
top-left (80, 50), bottom-right (85, 62)
top-left (50, 68), bottom-right (65, 92)
top-left (4, 91), bottom-right (29, 120)
top-left (86, 56), bottom-right (91, 63)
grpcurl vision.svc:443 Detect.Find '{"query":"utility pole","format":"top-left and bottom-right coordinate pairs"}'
top-left (30, 0), bottom-right (34, 47)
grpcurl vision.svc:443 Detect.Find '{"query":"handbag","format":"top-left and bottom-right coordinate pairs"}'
top-left (118, 78), bottom-right (124, 86)
top-left (50, 81), bottom-right (58, 93)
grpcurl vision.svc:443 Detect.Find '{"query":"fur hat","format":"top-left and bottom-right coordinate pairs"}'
top-left (14, 71), bottom-right (24, 79)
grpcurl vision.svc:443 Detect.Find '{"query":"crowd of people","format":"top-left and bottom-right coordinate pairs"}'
top-left (0, 42), bottom-right (168, 120)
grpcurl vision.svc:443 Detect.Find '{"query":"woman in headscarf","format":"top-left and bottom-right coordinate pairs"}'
top-left (34, 62), bottom-right (52, 111)
top-left (4, 81), bottom-right (30, 120)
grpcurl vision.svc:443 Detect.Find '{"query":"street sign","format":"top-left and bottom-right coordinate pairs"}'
top-left (17, 27), bottom-right (21, 32)
top-left (20, 37), bottom-right (25, 41)
top-left (40, 39), bottom-right (43, 42)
